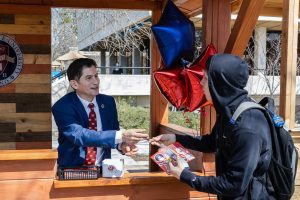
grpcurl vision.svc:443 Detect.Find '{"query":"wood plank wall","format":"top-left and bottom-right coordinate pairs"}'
top-left (0, 8), bottom-right (52, 150)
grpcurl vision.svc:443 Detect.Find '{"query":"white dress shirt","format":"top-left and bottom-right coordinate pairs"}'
top-left (77, 94), bottom-right (122, 166)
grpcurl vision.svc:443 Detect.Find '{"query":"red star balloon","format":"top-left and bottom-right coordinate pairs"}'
top-left (153, 44), bottom-right (217, 112)
top-left (184, 44), bottom-right (217, 111)
top-left (154, 66), bottom-right (186, 108)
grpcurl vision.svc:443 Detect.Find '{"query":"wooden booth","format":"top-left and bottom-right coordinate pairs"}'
top-left (0, 0), bottom-right (299, 199)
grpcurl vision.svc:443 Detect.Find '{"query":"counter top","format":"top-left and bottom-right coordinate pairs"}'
top-left (54, 171), bottom-right (204, 188)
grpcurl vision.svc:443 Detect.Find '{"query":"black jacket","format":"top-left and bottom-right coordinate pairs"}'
top-left (177, 54), bottom-right (276, 200)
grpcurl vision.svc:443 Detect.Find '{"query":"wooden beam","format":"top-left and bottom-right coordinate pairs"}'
top-left (279, 0), bottom-right (299, 129)
top-left (231, 0), bottom-right (242, 14)
top-left (264, 0), bottom-right (284, 8)
top-left (260, 6), bottom-right (283, 17)
top-left (232, 0), bottom-right (280, 16)
top-left (187, 7), bottom-right (202, 18)
top-left (173, 0), bottom-right (190, 4)
top-left (0, 1), bottom-right (159, 12)
top-left (159, 124), bottom-right (197, 137)
top-left (150, 2), bottom-right (168, 172)
top-left (0, 0), bottom-right (43, 4)
top-left (49, 0), bottom-right (158, 10)
top-left (175, 0), bottom-right (203, 17)
top-left (224, 0), bottom-right (265, 55)
top-left (0, 4), bottom-right (50, 15)
top-left (202, 0), bottom-right (213, 47)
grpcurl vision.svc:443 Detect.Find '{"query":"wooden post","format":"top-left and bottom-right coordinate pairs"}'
top-left (279, 0), bottom-right (299, 129)
top-left (202, 0), bottom-right (231, 52)
top-left (201, 0), bottom-right (231, 173)
top-left (150, 1), bottom-right (168, 172)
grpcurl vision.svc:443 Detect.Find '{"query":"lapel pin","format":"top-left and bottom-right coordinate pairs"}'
top-left (101, 104), bottom-right (105, 109)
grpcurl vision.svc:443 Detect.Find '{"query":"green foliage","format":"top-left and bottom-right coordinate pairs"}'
top-left (63, 16), bottom-right (72, 23)
top-left (115, 97), bottom-right (201, 135)
top-left (168, 110), bottom-right (200, 130)
top-left (116, 97), bottom-right (150, 134)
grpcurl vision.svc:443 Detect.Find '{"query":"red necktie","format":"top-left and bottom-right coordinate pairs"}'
top-left (84, 103), bottom-right (97, 166)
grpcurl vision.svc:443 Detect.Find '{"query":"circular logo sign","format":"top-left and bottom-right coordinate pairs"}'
top-left (0, 34), bottom-right (23, 87)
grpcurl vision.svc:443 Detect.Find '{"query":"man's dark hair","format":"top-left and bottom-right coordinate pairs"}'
top-left (67, 58), bottom-right (97, 81)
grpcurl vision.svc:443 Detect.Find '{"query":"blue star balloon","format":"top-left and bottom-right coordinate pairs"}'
top-left (151, 0), bottom-right (195, 69)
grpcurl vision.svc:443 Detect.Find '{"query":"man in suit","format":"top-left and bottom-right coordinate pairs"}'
top-left (52, 58), bottom-right (148, 168)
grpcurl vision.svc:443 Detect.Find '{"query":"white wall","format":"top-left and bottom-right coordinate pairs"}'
top-left (52, 75), bottom-right (300, 106)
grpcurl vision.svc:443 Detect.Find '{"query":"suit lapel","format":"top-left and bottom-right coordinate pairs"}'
top-left (96, 95), bottom-right (107, 131)
top-left (71, 92), bottom-right (89, 127)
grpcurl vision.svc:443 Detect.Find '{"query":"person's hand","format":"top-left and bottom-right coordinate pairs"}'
top-left (168, 157), bottom-right (189, 179)
top-left (120, 142), bottom-right (138, 156)
top-left (122, 129), bottom-right (148, 145)
top-left (149, 134), bottom-right (176, 147)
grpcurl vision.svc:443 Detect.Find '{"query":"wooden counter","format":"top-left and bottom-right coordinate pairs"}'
top-left (54, 171), bottom-right (201, 188)
top-left (0, 149), bottom-right (217, 199)
top-left (0, 149), bottom-right (57, 160)
top-left (0, 149), bottom-right (57, 180)
top-left (51, 172), bottom-right (216, 200)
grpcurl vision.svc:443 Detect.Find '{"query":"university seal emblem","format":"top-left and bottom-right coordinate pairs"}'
top-left (0, 34), bottom-right (23, 87)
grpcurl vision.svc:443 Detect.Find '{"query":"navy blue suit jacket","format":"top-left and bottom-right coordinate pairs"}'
top-left (52, 92), bottom-right (120, 167)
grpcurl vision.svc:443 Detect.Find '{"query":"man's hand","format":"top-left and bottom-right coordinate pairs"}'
top-left (120, 142), bottom-right (138, 156)
top-left (149, 134), bottom-right (176, 147)
top-left (122, 129), bottom-right (148, 145)
top-left (168, 157), bottom-right (189, 179)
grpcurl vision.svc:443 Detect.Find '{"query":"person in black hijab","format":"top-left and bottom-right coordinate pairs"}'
top-left (150, 54), bottom-right (276, 200)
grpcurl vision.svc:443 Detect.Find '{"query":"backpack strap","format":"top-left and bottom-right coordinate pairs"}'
top-left (230, 102), bottom-right (265, 124)
top-left (258, 97), bottom-right (275, 112)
